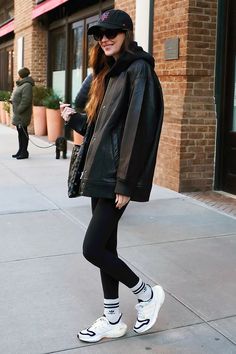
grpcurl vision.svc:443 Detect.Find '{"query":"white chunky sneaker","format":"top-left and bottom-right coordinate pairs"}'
top-left (78, 315), bottom-right (127, 342)
top-left (133, 285), bottom-right (165, 334)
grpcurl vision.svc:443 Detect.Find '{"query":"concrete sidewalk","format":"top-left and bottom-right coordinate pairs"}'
top-left (0, 124), bottom-right (235, 354)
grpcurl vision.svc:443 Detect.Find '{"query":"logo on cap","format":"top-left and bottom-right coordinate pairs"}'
top-left (100, 11), bottom-right (110, 22)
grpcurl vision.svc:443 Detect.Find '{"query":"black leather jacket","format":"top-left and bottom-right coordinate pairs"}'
top-left (68, 44), bottom-right (164, 202)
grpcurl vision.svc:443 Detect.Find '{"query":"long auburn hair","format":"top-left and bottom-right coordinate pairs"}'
top-left (85, 30), bottom-right (134, 123)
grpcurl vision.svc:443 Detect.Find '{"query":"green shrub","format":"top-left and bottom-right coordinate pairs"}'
top-left (43, 91), bottom-right (61, 110)
top-left (33, 86), bottom-right (51, 106)
top-left (0, 90), bottom-right (11, 101)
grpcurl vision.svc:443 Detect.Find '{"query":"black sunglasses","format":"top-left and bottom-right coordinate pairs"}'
top-left (93, 29), bottom-right (125, 41)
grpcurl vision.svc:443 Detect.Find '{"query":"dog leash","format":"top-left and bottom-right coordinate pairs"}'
top-left (20, 124), bottom-right (55, 149)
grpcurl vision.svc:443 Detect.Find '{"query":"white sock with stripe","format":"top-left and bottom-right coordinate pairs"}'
top-left (131, 279), bottom-right (153, 302)
top-left (104, 298), bottom-right (121, 324)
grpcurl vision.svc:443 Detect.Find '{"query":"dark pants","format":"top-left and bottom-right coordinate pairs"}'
top-left (83, 198), bottom-right (139, 299)
top-left (17, 125), bottom-right (29, 155)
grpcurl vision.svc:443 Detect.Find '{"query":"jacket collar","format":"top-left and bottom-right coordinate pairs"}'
top-left (106, 42), bottom-right (155, 78)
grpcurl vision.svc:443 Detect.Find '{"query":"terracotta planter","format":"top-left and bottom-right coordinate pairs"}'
top-left (0, 101), bottom-right (3, 122)
top-left (5, 112), bottom-right (11, 126)
top-left (73, 131), bottom-right (83, 145)
top-left (9, 105), bottom-right (14, 128)
top-left (0, 102), bottom-right (6, 124)
top-left (1, 111), bottom-right (6, 124)
top-left (33, 106), bottom-right (47, 136)
top-left (28, 116), bottom-right (34, 135)
top-left (46, 108), bottom-right (63, 142)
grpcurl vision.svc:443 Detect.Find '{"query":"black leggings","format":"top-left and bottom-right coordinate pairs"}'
top-left (83, 198), bottom-right (139, 299)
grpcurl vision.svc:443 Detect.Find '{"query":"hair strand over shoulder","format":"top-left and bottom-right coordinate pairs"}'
top-left (85, 31), bottom-right (134, 123)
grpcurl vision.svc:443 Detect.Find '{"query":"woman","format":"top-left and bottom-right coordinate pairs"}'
top-left (62, 9), bottom-right (164, 342)
top-left (11, 67), bottom-right (34, 159)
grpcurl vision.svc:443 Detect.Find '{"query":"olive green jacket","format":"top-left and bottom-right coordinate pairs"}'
top-left (12, 76), bottom-right (35, 126)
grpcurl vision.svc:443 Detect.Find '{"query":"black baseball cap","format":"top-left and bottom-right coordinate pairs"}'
top-left (87, 9), bottom-right (133, 35)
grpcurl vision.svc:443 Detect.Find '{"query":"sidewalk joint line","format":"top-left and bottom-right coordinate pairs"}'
top-left (118, 232), bottom-right (236, 250)
top-left (0, 208), bottom-right (58, 216)
top-left (208, 314), bottom-right (236, 322)
top-left (0, 251), bottom-right (82, 264)
top-left (120, 259), bottom-right (236, 346)
top-left (38, 320), bottom-right (234, 354)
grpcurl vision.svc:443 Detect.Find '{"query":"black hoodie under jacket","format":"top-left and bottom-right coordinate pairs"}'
top-left (68, 43), bottom-right (164, 202)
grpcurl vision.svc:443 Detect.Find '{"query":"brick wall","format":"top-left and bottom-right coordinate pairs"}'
top-left (30, 23), bottom-right (48, 85)
top-left (14, 0), bottom-right (33, 78)
top-left (153, 0), bottom-right (217, 192)
top-left (115, 0), bottom-right (136, 28)
top-left (14, 0), bottom-right (47, 85)
top-left (14, 0), bottom-right (47, 133)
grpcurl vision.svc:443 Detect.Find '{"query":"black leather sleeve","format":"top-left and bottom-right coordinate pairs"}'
top-left (74, 73), bottom-right (93, 111)
top-left (66, 113), bottom-right (88, 136)
top-left (115, 64), bottom-right (163, 197)
top-left (67, 74), bottom-right (93, 136)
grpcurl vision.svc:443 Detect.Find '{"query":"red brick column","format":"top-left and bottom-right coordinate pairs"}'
top-left (14, 0), bottom-right (47, 85)
top-left (181, 0), bottom-right (217, 191)
top-left (14, 0), bottom-right (48, 133)
top-left (154, 0), bottom-right (217, 192)
top-left (153, 0), bottom-right (189, 191)
top-left (30, 23), bottom-right (48, 86)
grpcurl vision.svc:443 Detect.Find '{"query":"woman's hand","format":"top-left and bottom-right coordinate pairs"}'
top-left (60, 105), bottom-right (76, 122)
top-left (115, 194), bottom-right (130, 209)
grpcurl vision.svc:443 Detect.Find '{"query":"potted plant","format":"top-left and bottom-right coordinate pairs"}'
top-left (3, 100), bottom-right (11, 125)
top-left (43, 91), bottom-right (63, 142)
top-left (0, 91), bottom-right (10, 124)
top-left (33, 86), bottom-right (50, 136)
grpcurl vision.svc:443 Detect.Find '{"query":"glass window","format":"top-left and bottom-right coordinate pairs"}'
top-left (71, 22), bottom-right (83, 104)
top-left (0, 0), bottom-right (14, 25)
top-left (86, 20), bottom-right (97, 76)
top-left (51, 28), bottom-right (66, 100)
top-left (0, 45), bottom-right (14, 91)
top-left (49, 15), bottom-right (100, 105)
top-left (70, 16), bottom-right (97, 104)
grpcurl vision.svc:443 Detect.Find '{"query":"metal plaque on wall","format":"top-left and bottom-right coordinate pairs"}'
top-left (164, 38), bottom-right (179, 60)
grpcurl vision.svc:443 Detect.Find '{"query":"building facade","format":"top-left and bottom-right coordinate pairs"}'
top-left (0, 0), bottom-right (235, 194)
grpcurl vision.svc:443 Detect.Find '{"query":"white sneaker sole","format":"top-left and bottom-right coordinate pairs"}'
top-left (78, 323), bottom-right (127, 343)
top-left (134, 285), bottom-right (165, 334)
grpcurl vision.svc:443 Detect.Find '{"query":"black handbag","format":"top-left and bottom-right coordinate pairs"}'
top-left (67, 123), bottom-right (94, 198)
top-left (67, 145), bottom-right (82, 198)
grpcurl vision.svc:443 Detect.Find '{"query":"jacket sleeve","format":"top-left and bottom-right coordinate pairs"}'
top-left (115, 69), bottom-right (161, 197)
top-left (74, 73), bottom-right (93, 111)
top-left (17, 84), bottom-right (33, 114)
top-left (66, 74), bottom-right (93, 136)
top-left (66, 74), bottom-right (93, 135)
top-left (66, 113), bottom-right (88, 136)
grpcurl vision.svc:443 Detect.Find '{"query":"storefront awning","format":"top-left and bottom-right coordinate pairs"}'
top-left (0, 19), bottom-right (14, 37)
top-left (32, 0), bottom-right (69, 19)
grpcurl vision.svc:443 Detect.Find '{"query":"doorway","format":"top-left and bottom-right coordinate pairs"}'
top-left (69, 15), bottom-right (97, 104)
top-left (48, 14), bottom-right (98, 140)
top-left (49, 14), bottom-right (97, 103)
top-left (216, 0), bottom-right (236, 194)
